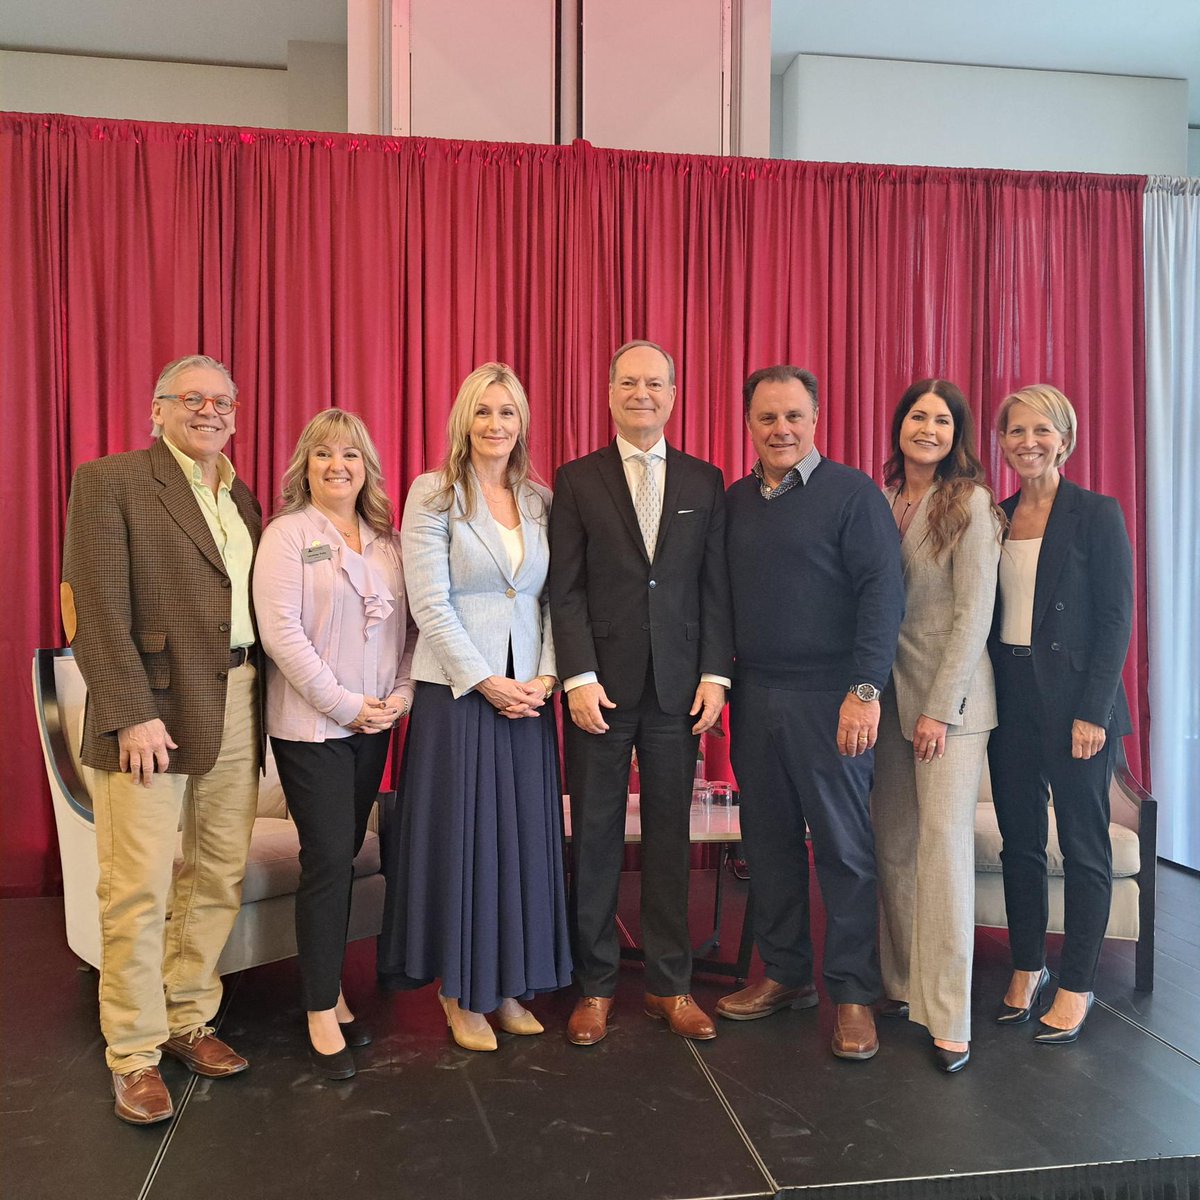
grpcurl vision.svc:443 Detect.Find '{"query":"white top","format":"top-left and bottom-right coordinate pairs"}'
top-left (494, 517), bottom-right (525, 576)
top-left (998, 537), bottom-right (1042, 645)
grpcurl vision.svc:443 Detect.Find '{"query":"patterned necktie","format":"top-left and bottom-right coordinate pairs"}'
top-left (633, 452), bottom-right (660, 557)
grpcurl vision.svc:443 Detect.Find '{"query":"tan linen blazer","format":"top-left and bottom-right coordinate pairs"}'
top-left (61, 437), bottom-right (262, 774)
top-left (886, 483), bottom-right (1000, 739)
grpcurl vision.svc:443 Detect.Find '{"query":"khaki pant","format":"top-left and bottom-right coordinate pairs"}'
top-left (93, 663), bottom-right (260, 1073)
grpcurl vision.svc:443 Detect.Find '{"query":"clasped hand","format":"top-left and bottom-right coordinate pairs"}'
top-left (478, 675), bottom-right (548, 719)
top-left (348, 696), bottom-right (402, 734)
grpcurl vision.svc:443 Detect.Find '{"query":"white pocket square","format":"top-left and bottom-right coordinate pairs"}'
top-left (677, 508), bottom-right (695, 514)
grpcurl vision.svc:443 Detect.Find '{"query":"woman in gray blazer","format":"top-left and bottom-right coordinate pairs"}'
top-left (871, 379), bottom-right (1004, 1073)
top-left (377, 363), bottom-right (572, 1051)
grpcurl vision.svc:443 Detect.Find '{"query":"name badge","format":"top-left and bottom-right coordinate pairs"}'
top-left (302, 542), bottom-right (333, 563)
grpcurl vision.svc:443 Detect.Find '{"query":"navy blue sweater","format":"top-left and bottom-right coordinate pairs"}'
top-left (725, 459), bottom-right (904, 691)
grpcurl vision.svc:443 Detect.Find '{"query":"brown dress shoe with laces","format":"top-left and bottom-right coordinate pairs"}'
top-left (160, 1028), bottom-right (249, 1077)
top-left (832, 1003), bottom-right (878, 1060)
top-left (568, 995), bottom-right (614, 1045)
top-left (716, 978), bottom-right (819, 1020)
top-left (643, 993), bottom-right (717, 1040)
top-left (112, 1067), bottom-right (174, 1125)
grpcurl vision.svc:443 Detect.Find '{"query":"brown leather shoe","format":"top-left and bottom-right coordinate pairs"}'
top-left (112, 1067), bottom-right (173, 1125)
top-left (832, 1003), bottom-right (878, 1060)
top-left (567, 995), bottom-right (614, 1045)
top-left (716, 978), bottom-right (819, 1021)
top-left (643, 993), bottom-right (717, 1040)
top-left (160, 1028), bottom-right (249, 1077)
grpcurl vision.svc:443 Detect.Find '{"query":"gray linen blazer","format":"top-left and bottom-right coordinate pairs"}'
top-left (61, 438), bottom-right (262, 774)
top-left (401, 471), bottom-right (556, 697)
top-left (886, 483), bottom-right (1001, 739)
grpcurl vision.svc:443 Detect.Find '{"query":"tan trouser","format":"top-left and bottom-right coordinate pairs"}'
top-left (93, 663), bottom-right (260, 1073)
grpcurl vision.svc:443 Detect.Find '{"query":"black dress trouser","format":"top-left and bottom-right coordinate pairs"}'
top-left (271, 732), bottom-right (391, 1011)
top-left (989, 652), bottom-right (1116, 994)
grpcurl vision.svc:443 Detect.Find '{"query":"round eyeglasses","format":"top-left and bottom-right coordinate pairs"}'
top-left (155, 391), bottom-right (239, 416)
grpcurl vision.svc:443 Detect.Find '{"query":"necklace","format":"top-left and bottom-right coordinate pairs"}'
top-left (891, 487), bottom-right (928, 538)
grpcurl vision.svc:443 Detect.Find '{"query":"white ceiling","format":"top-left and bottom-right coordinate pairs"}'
top-left (2, 0), bottom-right (1197, 122)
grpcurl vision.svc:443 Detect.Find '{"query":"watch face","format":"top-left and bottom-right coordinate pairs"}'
top-left (854, 683), bottom-right (880, 702)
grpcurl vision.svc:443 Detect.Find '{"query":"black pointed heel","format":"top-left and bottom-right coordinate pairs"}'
top-left (307, 1032), bottom-right (356, 1080)
top-left (933, 1044), bottom-right (970, 1073)
top-left (995, 966), bottom-right (1050, 1025)
top-left (1033, 993), bottom-right (1094, 1045)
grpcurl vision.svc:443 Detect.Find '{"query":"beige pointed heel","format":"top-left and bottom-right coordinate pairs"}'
top-left (495, 1000), bottom-right (544, 1036)
top-left (438, 993), bottom-right (498, 1052)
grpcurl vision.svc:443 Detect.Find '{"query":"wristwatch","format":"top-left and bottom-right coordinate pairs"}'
top-left (848, 682), bottom-right (882, 703)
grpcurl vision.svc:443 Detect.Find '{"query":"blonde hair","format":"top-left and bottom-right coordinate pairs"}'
top-left (996, 384), bottom-right (1077, 467)
top-left (425, 363), bottom-right (544, 521)
top-left (276, 408), bottom-right (396, 538)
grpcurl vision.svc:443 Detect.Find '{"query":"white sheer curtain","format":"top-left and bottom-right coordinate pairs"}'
top-left (1144, 176), bottom-right (1200, 870)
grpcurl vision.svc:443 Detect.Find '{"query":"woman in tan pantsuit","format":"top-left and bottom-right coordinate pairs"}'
top-left (871, 379), bottom-right (1004, 1074)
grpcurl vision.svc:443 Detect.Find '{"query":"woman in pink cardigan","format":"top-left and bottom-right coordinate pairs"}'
top-left (253, 409), bottom-right (414, 1080)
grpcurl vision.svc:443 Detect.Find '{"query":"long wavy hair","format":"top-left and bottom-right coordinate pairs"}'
top-left (275, 408), bottom-right (396, 538)
top-left (883, 379), bottom-right (1004, 559)
top-left (425, 363), bottom-right (545, 522)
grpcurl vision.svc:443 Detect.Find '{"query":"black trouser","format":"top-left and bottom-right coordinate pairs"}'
top-left (563, 667), bottom-right (697, 997)
top-left (989, 652), bottom-right (1116, 994)
top-left (729, 682), bottom-right (881, 1004)
top-left (271, 733), bottom-right (391, 1011)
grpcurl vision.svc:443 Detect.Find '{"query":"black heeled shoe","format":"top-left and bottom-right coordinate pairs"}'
top-left (932, 1043), bottom-right (970, 1073)
top-left (995, 966), bottom-right (1050, 1025)
top-left (307, 1032), bottom-right (356, 1080)
top-left (1033, 993), bottom-right (1094, 1045)
top-left (338, 1018), bottom-right (372, 1048)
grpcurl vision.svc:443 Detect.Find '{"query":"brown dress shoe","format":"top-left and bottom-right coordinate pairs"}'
top-left (568, 996), bottom-right (614, 1045)
top-left (832, 1003), bottom-right (879, 1060)
top-left (643, 993), bottom-right (717, 1040)
top-left (716, 978), bottom-right (818, 1021)
top-left (112, 1067), bottom-right (173, 1125)
top-left (160, 1028), bottom-right (249, 1077)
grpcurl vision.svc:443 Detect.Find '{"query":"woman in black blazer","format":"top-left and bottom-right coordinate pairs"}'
top-left (988, 385), bottom-right (1133, 1044)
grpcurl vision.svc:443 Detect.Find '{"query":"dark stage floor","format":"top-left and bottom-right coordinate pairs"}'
top-left (3, 866), bottom-right (1199, 1200)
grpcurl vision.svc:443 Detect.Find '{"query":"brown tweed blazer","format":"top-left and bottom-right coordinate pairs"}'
top-left (61, 437), bottom-right (262, 774)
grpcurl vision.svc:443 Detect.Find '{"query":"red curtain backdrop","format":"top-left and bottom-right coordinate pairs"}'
top-left (1, 113), bottom-right (1147, 895)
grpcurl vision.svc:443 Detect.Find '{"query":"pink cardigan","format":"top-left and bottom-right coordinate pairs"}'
top-left (253, 506), bottom-right (415, 742)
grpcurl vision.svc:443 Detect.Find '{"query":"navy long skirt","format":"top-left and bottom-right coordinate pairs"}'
top-left (377, 682), bottom-right (573, 1013)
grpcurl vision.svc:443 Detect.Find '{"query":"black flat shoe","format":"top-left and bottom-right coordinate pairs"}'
top-left (1033, 993), bottom-right (1094, 1045)
top-left (338, 1018), bottom-right (372, 1047)
top-left (995, 966), bottom-right (1050, 1025)
top-left (877, 998), bottom-right (910, 1018)
top-left (307, 1036), bottom-right (356, 1080)
top-left (933, 1044), bottom-right (970, 1073)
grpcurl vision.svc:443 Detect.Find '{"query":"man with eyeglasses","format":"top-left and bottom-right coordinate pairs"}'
top-left (62, 354), bottom-right (262, 1124)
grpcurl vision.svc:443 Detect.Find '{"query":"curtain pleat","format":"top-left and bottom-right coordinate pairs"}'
top-left (1144, 175), bottom-right (1200, 871)
top-left (1, 113), bottom-right (1147, 893)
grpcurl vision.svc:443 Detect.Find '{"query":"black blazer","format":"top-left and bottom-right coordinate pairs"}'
top-left (989, 477), bottom-right (1133, 735)
top-left (548, 441), bottom-right (734, 715)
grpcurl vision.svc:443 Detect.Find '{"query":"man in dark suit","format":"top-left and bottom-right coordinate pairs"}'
top-left (549, 340), bottom-right (733, 1044)
top-left (62, 355), bottom-right (262, 1124)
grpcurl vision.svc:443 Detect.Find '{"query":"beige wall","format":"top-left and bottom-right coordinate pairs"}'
top-left (0, 42), bottom-right (347, 131)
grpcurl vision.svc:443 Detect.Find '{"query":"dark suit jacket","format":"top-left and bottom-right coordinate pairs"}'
top-left (549, 441), bottom-right (733, 715)
top-left (989, 477), bottom-right (1133, 735)
top-left (62, 437), bottom-right (262, 774)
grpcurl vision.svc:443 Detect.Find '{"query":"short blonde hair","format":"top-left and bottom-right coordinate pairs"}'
top-left (996, 384), bottom-right (1077, 467)
top-left (275, 408), bottom-right (395, 538)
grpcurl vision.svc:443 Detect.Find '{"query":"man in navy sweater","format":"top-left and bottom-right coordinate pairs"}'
top-left (718, 366), bottom-right (904, 1060)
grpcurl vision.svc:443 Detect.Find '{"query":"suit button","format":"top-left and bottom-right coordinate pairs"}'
top-left (220, 578), bottom-right (231, 589)
top-left (1055, 601), bottom-right (1065, 611)
top-left (217, 670), bottom-right (228, 680)
top-left (505, 587), bottom-right (516, 598)
top-left (1051, 642), bottom-right (1062, 651)
top-left (642, 623), bottom-right (651, 631)
top-left (648, 580), bottom-right (657, 589)
top-left (219, 622), bottom-right (230, 633)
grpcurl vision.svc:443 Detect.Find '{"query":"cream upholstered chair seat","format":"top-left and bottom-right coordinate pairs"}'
top-left (33, 648), bottom-right (387, 975)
